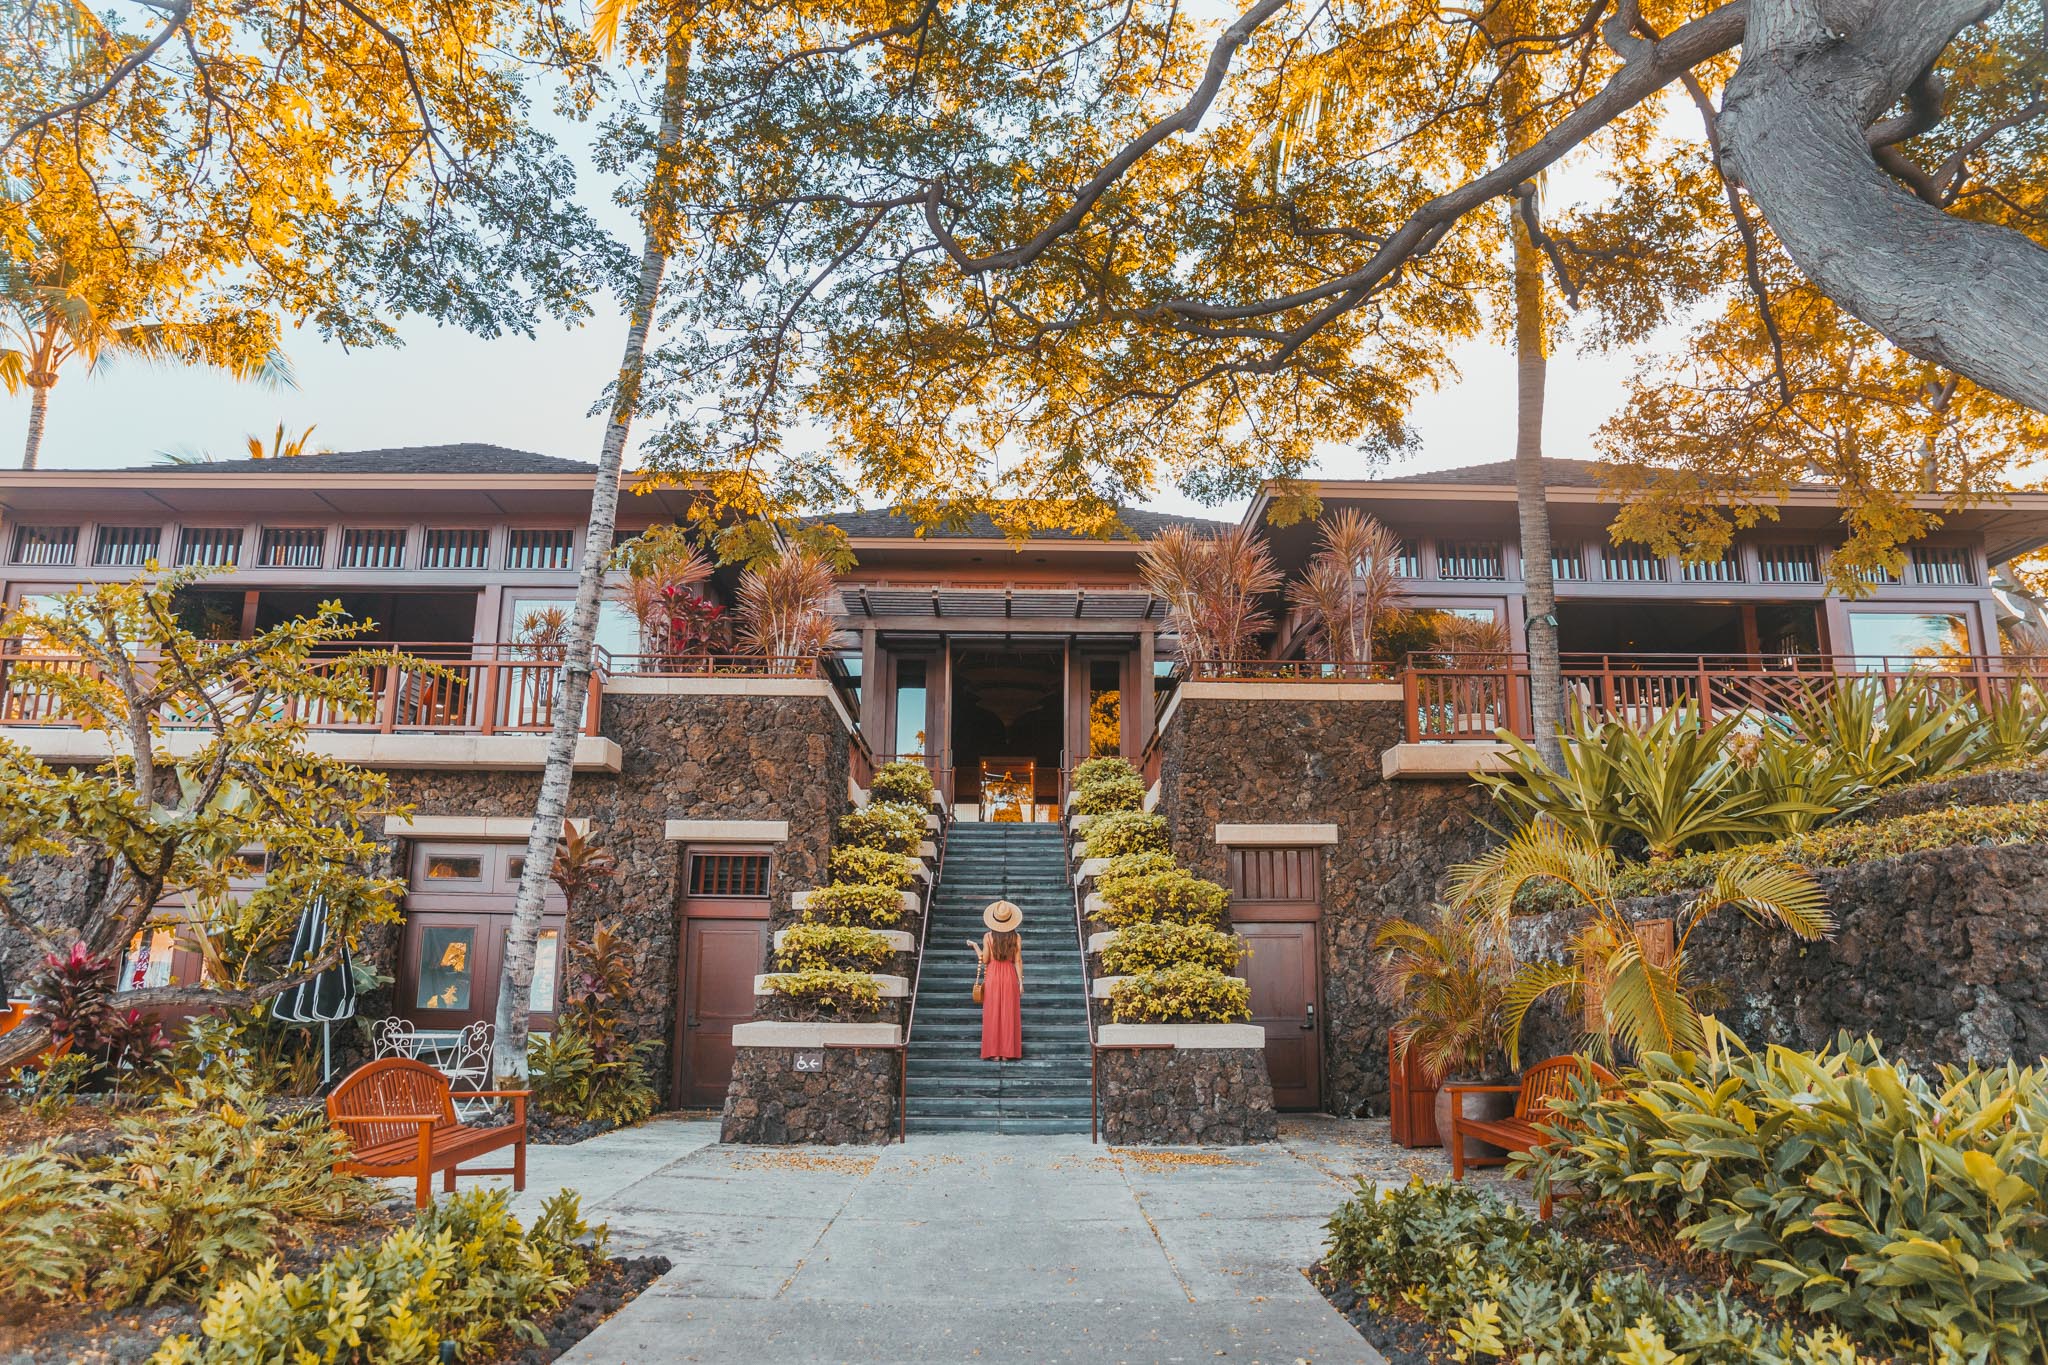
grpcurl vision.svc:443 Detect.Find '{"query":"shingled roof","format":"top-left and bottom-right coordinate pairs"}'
top-left (812, 506), bottom-right (1235, 541)
top-left (1374, 458), bottom-right (1607, 488)
top-left (131, 443), bottom-right (595, 476)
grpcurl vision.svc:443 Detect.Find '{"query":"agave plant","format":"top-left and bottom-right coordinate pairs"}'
top-left (1286, 510), bottom-right (1405, 672)
top-left (1371, 904), bottom-right (1512, 1079)
top-left (737, 546), bottom-right (839, 673)
top-left (1448, 822), bottom-right (1832, 1066)
top-left (1790, 676), bottom-right (1978, 787)
top-left (1140, 525), bottom-right (1281, 672)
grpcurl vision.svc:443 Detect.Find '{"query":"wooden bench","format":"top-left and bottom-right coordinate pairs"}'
top-left (1446, 1055), bottom-right (1618, 1210)
top-left (327, 1057), bottom-right (529, 1208)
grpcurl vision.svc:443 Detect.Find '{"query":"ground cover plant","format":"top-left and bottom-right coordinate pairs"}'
top-left (828, 844), bottom-right (918, 888)
top-left (1105, 963), bottom-right (1250, 1024)
top-left (868, 758), bottom-right (936, 807)
top-left (760, 968), bottom-right (886, 1018)
top-left (1521, 1022), bottom-right (2048, 1364)
top-left (1097, 922), bottom-right (1245, 976)
top-left (1092, 861), bottom-right (1230, 929)
top-left (836, 801), bottom-right (927, 855)
top-left (1317, 1179), bottom-right (1876, 1365)
top-left (1069, 757), bottom-right (1147, 817)
top-left (799, 881), bottom-right (907, 928)
top-left (773, 923), bottom-right (894, 973)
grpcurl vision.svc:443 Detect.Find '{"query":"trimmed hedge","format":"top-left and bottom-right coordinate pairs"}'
top-left (1082, 810), bottom-right (1169, 860)
top-left (774, 923), bottom-right (894, 973)
top-left (1106, 964), bottom-right (1250, 1023)
top-left (1094, 863), bottom-right (1229, 929)
top-left (836, 801), bottom-right (926, 855)
top-left (1071, 755), bottom-right (1141, 790)
top-left (800, 881), bottom-right (906, 927)
top-left (828, 844), bottom-right (917, 888)
top-left (1099, 922), bottom-right (1246, 975)
top-left (761, 968), bottom-right (885, 1017)
top-left (1071, 774), bottom-right (1146, 816)
top-left (869, 758), bottom-right (936, 807)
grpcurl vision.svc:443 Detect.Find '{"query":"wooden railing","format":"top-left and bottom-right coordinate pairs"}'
top-left (1169, 658), bottom-right (1402, 683)
top-left (1402, 651), bottom-right (2037, 742)
top-left (597, 651), bottom-right (824, 678)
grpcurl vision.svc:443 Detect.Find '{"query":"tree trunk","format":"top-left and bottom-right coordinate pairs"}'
top-left (1510, 212), bottom-right (1564, 766)
top-left (21, 383), bottom-right (48, 469)
top-left (491, 28), bottom-right (691, 1085)
top-left (1722, 0), bottom-right (2048, 413)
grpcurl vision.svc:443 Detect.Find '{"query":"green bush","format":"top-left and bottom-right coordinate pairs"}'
top-left (153, 1189), bottom-right (599, 1364)
top-left (1072, 755), bottom-right (1141, 790)
top-left (868, 758), bottom-right (936, 806)
top-left (1098, 922), bottom-right (1245, 975)
top-left (836, 801), bottom-right (927, 854)
top-left (774, 922), bottom-right (894, 973)
top-left (0, 1144), bottom-right (85, 1306)
top-left (1094, 862), bottom-right (1229, 928)
top-left (829, 844), bottom-right (917, 888)
top-left (762, 968), bottom-right (885, 1017)
top-left (1070, 773), bottom-right (1146, 816)
top-left (542, 922), bottom-right (659, 1127)
top-left (1082, 810), bottom-right (1169, 860)
top-left (527, 1022), bottom-right (657, 1128)
top-left (1321, 1180), bottom-right (1877, 1365)
top-left (801, 880), bottom-right (907, 927)
top-left (1106, 964), bottom-right (1250, 1022)
top-left (1523, 1023), bottom-right (2048, 1363)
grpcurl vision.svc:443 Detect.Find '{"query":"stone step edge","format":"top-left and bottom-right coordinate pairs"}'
top-left (1096, 1023), bottom-right (1266, 1049)
top-left (731, 1021), bottom-right (902, 1048)
top-left (772, 928), bottom-right (916, 954)
top-left (756, 972), bottom-right (909, 998)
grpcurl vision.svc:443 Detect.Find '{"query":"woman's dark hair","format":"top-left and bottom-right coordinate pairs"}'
top-left (987, 930), bottom-right (1020, 962)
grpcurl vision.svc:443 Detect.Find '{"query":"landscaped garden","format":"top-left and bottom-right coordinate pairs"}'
top-left (1320, 679), bottom-right (2048, 1364)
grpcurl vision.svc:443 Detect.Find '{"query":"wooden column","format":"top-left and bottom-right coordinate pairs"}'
top-left (1134, 629), bottom-right (1156, 756)
top-left (857, 628), bottom-right (882, 744)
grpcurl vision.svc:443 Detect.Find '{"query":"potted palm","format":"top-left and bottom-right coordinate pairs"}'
top-left (1372, 903), bottom-right (1516, 1163)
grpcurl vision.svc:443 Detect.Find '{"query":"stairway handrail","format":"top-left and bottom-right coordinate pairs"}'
top-left (1064, 809), bottom-right (1101, 1140)
top-left (895, 795), bottom-right (947, 1141)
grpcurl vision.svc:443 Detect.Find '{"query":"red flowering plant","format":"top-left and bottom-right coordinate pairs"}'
top-left (24, 942), bottom-right (172, 1089)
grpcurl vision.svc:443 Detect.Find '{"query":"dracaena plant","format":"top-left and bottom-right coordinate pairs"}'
top-left (1448, 822), bottom-right (1832, 1066)
top-left (1140, 525), bottom-right (1281, 673)
top-left (1286, 509), bottom-right (1405, 673)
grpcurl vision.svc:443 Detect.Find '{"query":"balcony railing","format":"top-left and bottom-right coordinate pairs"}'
top-left (1402, 651), bottom-right (2038, 742)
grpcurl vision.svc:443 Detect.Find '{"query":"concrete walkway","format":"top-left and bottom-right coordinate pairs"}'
top-left (475, 1116), bottom-right (1488, 1364)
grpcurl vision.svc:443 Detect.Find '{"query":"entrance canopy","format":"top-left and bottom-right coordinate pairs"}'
top-left (841, 585), bottom-right (1159, 623)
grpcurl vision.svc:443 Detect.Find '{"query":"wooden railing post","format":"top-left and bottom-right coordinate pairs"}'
top-left (1402, 666), bottom-right (1419, 742)
top-left (1697, 657), bottom-right (1712, 723)
top-left (477, 661), bottom-right (498, 736)
top-left (1600, 656), bottom-right (1616, 721)
top-left (378, 664), bottom-right (400, 734)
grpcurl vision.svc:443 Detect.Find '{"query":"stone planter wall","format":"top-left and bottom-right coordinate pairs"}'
top-left (1157, 693), bottom-right (1494, 1117)
top-left (1510, 842), bottom-right (2048, 1067)
top-left (720, 1045), bottom-right (901, 1144)
top-left (1096, 1046), bottom-right (1278, 1144)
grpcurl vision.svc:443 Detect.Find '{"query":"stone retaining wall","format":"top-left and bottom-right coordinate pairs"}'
top-left (721, 1045), bottom-right (901, 1144)
top-left (1157, 694), bottom-right (1493, 1117)
top-left (1510, 842), bottom-right (2048, 1067)
top-left (1096, 1047), bottom-right (1277, 1144)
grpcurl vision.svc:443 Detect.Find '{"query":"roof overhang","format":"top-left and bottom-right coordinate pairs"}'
top-left (839, 584), bottom-right (1160, 623)
top-left (0, 469), bottom-right (704, 521)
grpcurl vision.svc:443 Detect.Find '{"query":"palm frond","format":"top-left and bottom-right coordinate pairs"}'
top-left (1601, 948), bottom-right (1704, 1059)
top-left (1691, 853), bottom-right (1833, 942)
top-left (1501, 960), bottom-right (1581, 1070)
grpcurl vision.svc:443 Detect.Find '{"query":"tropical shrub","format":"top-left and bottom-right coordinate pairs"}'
top-left (800, 880), bottom-right (907, 927)
top-left (1523, 1023), bottom-right (2048, 1364)
top-left (1094, 861), bottom-right (1228, 928)
top-left (1140, 524), bottom-right (1281, 670)
top-left (774, 923), bottom-right (894, 973)
top-left (836, 801), bottom-right (926, 854)
top-left (544, 922), bottom-right (658, 1126)
top-left (1082, 809), bottom-right (1168, 860)
top-left (1371, 904), bottom-right (1511, 1078)
top-left (762, 968), bottom-right (885, 1017)
top-left (1071, 755), bottom-right (1141, 791)
top-left (868, 758), bottom-right (936, 806)
top-left (1107, 964), bottom-right (1250, 1023)
top-left (24, 942), bottom-right (172, 1091)
top-left (1070, 773), bottom-right (1146, 816)
top-left (828, 844), bottom-right (917, 888)
top-left (1321, 1180), bottom-right (1877, 1365)
top-left (153, 1189), bottom-right (599, 1364)
top-left (1098, 921), bottom-right (1245, 975)
top-left (1450, 822), bottom-right (1829, 1065)
top-left (0, 1145), bottom-right (85, 1306)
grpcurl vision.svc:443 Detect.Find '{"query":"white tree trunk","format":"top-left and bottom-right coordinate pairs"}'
top-left (1510, 217), bottom-right (1563, 766)
top-left (1722, 0), bottom-right (2048, 412)
top-left (21, 384), bottom-right (48, 470)
top-left (491, 31), bottom-right (690, 1085)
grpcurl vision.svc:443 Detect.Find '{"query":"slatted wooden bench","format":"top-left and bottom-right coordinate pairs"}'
top-left (327, 1057), bottom-right (529, 1208)
top-left (1446, 1055), bottom-right (1618, 1211)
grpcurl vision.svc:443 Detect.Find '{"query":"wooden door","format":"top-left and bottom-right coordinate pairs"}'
top-left (678, 919), bottom-right (765, 1108)
top-left (1240, 921), bottom-right (1322, 1110)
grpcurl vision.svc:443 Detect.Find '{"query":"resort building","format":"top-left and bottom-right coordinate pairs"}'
top-left (3, 445), bottom-right (2045, 1135)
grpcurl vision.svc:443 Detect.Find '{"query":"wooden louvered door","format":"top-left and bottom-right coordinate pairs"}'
top-left (674, 846), bottom-right (773, 1109)
top-left (1229, 846), bottom-right (1324, 1111)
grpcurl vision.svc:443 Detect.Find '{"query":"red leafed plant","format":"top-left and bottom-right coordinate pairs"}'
top-left (25, 942), bottom-right (171, 1088)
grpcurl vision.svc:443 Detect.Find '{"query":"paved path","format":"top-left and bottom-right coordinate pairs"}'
top-left (475, 1116), bottom-right (1489, 1364)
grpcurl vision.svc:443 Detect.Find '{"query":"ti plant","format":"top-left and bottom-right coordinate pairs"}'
top-left (1448, 822), bottom-right (1833, 1066)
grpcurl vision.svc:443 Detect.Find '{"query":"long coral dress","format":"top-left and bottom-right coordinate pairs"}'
top-left (981, 942), bottom-right (1023, 1061)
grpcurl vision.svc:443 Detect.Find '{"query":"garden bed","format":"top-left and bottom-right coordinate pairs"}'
top-left (466, 1253), bottom-right (671, 1364)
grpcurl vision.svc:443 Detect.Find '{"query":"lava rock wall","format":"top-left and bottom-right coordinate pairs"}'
top-left (1097, 1047), bottom-right (1278, 1144)
top-left (721, 1045), bottom-right (901, 1144)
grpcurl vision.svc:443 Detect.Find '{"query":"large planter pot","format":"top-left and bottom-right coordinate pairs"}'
top-left (1435, 1078), bottom-right (1515, 1165)
top-left (1387, 1036), bottom-right (1443, 1148)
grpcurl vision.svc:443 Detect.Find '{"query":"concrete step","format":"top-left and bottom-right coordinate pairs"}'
top-left (905, 1115), bottom-right (1091, 1135)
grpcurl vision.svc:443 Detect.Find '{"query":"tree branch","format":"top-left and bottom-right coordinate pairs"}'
top-left (0, 1), bottom-right (192, 155)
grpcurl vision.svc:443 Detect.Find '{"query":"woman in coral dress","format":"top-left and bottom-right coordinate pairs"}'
top-left (976, 900), bottom-right (1024, 1061)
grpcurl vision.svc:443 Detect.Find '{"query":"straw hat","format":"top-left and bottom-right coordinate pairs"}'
top-left (983, 900), bottom-right (1024, 933)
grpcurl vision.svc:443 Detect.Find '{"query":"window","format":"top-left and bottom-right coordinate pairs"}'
top-left (423, 528), bottom-right (491, 570)
top-left (414, 926), bottom-right (475, 1009)
top-left (340, 527), bottom-right (408, 569)
top-left (258, 527), bottom-right (325, 568)
top-left (424, 854), bottom-right (484, 881)
top-left (1393, 541), bottom-right (1421, 579)
top-left (1436, 540), bottom-right (1503, 580)
top-left (1226, 847), bottom-right (1319, 903)
top-left (893, 658), bottom-right (928, 756)
top-left (1910, 546), bottom-right (1975, 586)
top-left (1550, 545), bottom-right (1584, 581)
top-left (506, 528), bottom-right (574, 571)
top-left (1682, 550), bottom-right (1742, 583)
top-left (11, 525), bottom-right (77, 566)
top-left (118, 927), bottom-right (178, 991)
top-left (93, 525), bottom-right (160, 567)
top-left (1088, 658), bottom-right (1122, 756)
top-left (528, 928), bottom-right (559, 1012)
top-left (1757, 544), bottom-right (1819, 584)
top-left (504, 596), bottom-right (638, 658)
top-left (1853, 562), bottom-right (1900, 586)
top-left (688, 851), bottom-right (772, 898)
top-left (1601, 545), bottom-right (1668, 583)
top-left (1849, 612), bottom-right (1971, 666)
top-left (177, 527), bottom-right (243, 567)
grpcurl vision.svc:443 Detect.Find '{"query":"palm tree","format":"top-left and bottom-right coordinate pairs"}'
top-left (1447, 821), bottom-right (1832, 1065)
top-left (1372, 903), bottom-right (1513, 1079)
top-left (1, 231), bottom-right (295, 469)
top-left (245, 423), bottom-right (320, 460)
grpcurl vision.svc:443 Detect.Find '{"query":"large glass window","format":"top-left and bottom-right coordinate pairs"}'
top-left (894, 658), bottom-right (928, 757)
top-left (1849, 612), bottom-right (1972, 666)
top-left (415, 926), bottom-right (475, 1009)
top-left (505, 596), bottom-right (638, 659)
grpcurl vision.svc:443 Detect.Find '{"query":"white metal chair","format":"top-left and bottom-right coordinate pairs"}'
top-left (371, 1015), bottom-right (419, 1060)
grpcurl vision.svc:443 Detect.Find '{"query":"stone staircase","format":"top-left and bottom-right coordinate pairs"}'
top-left (903, 821), bottom-right (1093, 1134)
